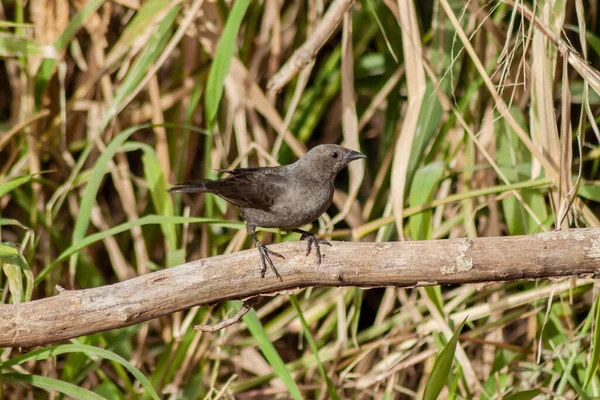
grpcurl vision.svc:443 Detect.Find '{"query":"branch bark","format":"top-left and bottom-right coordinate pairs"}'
top-left (1, 228), bottom-right (599, 348)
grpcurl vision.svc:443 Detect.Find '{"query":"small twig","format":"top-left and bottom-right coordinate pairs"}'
top-left (267, 0), bottom-right (354, 94)
top-left (194, 297), bottom-right (259, 333)
top-left (0, 109), bottom-right (50, 152)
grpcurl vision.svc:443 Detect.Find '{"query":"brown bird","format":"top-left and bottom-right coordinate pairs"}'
top-left (168, 144), bottom-right (366, 279)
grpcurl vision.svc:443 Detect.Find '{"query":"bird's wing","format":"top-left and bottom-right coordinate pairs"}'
top-left (215, 166), bottom-right (276, 175)
top-left (216, 170), bottom-right (286, 211)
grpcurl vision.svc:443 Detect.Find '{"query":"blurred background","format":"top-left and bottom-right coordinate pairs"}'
top-left (1, 0), bottom-right (600, 398)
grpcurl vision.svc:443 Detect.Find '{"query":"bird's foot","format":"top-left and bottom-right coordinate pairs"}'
top-left (299, 233), bottom-right (331, 265)
top-left (257, 243), bottom-right (285, 280)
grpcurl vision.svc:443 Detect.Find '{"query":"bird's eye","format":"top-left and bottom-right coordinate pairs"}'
top-left (332, 152), bottom-right (339, 159)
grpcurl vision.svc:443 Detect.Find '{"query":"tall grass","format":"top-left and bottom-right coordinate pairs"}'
top-left (0, 0), bottom-right (599, 398)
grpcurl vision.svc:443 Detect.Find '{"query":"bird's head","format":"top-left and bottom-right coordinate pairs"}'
top-left (296, 144), bottom-right (366, 178)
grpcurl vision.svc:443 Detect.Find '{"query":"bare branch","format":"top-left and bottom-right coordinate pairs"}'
top-left (193, 297), bottom-right (259, 333)
top-left (1, 229), bottom-right (599, 348)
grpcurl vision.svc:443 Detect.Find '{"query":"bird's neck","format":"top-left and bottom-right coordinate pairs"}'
top-left (292, 159), bottom-right (337, 182)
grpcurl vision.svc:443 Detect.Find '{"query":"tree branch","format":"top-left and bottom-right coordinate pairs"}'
top-left (1, 229), bottom-right (599, 348)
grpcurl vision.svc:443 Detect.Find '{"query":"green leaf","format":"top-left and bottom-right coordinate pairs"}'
top-left (350, 288), bottom-right (363, 347)
top-left (423, 318), bottom-right (468, 400)
top-left (0, 243), bottom-right (19, 257)
top-left (496, 109), bottom-right (549, 234)
top-left (290, 295), bottom-right (340, 400)
top-left (578, 183), bottom-right (600, 202)
top-left (112, 0), bottom-right (171, 49)
top-left (0, 175), bottom-right (33, 197)
top-left (564, 24), bottom-right (600, 60)
top-left (69, 126), bottom-right (145, 276)
top-left (503, 389), bottom-right (543, 400)
top-left (34, 0), bottom-right (105, 104)
top-left (44, 1), bottom-right (178, 231)
top-left (584, 293), bottom-right (600, 388)
top-left (362, 0), bottom-right (398, 62)
top-left (121, 140), bottom-right (179, 261)
top-left (39, 215), bottom-right (242, 284)
top-left (0, 21), bottom-right (34, 28)
top-left (204, 0), bottom-right (250, 123)
top-left (141, 147), bottom-right (177, 252)
top-left (100, 5), bottom-right (179, 132)
top-left (95, 381), bottom-right (127, 400)
top-left (408, 161), bottom-right (446, 240)
top-left (0, 218), bottom-right (29, 230)
top-left (0, 33), bottom-right (58, 58)
top-left (423, 286), bottom-right (445, 316)
top-left (2, 260), bottom-right (23, 303)
top-left (243, 306), bottom-right (303, 400)
top-left (0, 242), bottom-right (32, 303)
top-left (9, 256), bottom-right (32, 303)
top-left (0, 373), bottom-right (105, 400)
top-left (1, 343), bottom-right (159, 400)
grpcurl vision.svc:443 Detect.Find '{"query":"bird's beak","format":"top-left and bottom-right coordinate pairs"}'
top-left (344, 150), bottom-right (367, 163)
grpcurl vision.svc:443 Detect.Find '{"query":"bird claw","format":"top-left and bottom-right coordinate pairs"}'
top-left (258, 244), bottom-right (284, 281)
top-left (300, 234), bottom-right (330, 265)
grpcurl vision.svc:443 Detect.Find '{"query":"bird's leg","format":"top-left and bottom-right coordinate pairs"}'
top-left (292, 229), bottom-right (331, 265)
top-left (247, 224), bottom-right (284, 280)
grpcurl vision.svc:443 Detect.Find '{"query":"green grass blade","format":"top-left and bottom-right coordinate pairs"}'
top-left (1, 343), bottom-right (159, 400)
top-left (121, 141), bottom-right (179, 261)
top-left (0, 243), bottom-right (19, 257)
top-left (290, 294), bottom-right (340, 400)
top-left (243, 306), bottom-right (303, 400)
top-left (95, 381), bottom-right (127, 400)
top-left (503, 389), bottom-right (543, 400)
top-left (1, 258), bottom-right (23, 303)
top-left (69, 126), bottom-right (146, 276)
top-left (141, 147), bottom-right (178, 252)
top-left (44, 2), bottom-right (177, 221)
top-left (0, 251), bottom-right (33, 303)
top-left (0, 218), bottom-right (29, 229)
top-left (350, 288), bottom-right (363, 347)
top-left (423, 318), bottom-right (468, 400)
top-left (584, 292), bottom-right (600, 388)
top-left (0, 21), bottom-right (33, 28)
top-left (38, 215), bottom-right (242, 284)
top-left (408, 161), bottom-right (446, 240)
top-left (0, 373), bottom-right (105, 400)
top-left (204, 0), bottom-right (250, 123)
top-left (0, 33), bottom-right (57, 58)
top-left (100, 5), bottom-right (180, 132)
top-left (0, 175), bottom-right (33, 197)
top-left (112, 0), bottom-right (171, 50)
top-left (578, 183), bottom-right (600, 201)
top-left (34, 0), bottom-right (104, 104)
top-left (362, 0), bottom-right (398, 62)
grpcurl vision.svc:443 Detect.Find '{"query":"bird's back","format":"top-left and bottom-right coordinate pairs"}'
top-left (170, 161), bottom-right (337, 230)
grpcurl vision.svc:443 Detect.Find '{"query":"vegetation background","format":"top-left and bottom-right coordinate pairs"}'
top-left (1, 0), bottom-right (600, 398)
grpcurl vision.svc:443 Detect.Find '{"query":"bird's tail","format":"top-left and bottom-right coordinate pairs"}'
top-left (167, 181), bottom-right (211, 193)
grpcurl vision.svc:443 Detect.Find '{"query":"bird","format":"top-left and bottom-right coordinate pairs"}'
top-left (167, 144), bottom-right (366, 279)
